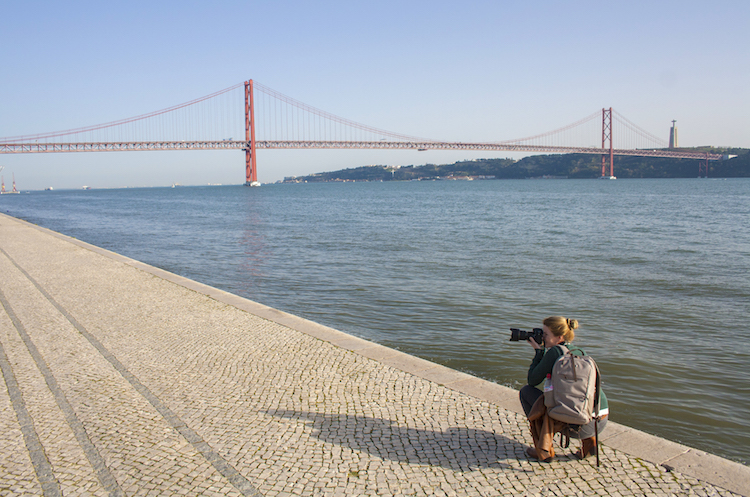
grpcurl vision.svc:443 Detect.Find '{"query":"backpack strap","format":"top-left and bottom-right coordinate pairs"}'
top-left (559, 429), bottom-right (570, 449)
top-left (564, 344), bottom-right (586, 356)
top-left (555, 344), bottom-right (570, 356)
top-left (555, 344), bottom-right (578, 381)
top-left (594, 363), bottom-right (602, 417)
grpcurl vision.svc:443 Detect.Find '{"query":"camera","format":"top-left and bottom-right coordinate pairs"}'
top-left (510, 327), bottom-right (544, 344)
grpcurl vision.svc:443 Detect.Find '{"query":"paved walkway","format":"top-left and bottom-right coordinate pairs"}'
top-left (0, 212), bottom-right (747, 497)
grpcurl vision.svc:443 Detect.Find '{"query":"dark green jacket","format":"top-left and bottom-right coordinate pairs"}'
top-left (527, 343), bottom-right (609, 416)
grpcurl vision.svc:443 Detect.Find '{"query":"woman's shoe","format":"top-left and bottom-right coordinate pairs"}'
top-left (575, 437), bottom-right (597, 459)
top-left (526, 446), bottom-right (554, 463)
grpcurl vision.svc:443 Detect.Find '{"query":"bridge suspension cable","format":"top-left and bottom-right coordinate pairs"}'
top-left (498, 110), bottom-right (602, 147)
top-left (612, 110), bottom-right (669, 150)
top-left (252, 81), bottom-right (434, 144)
top-left (1, 83), bottom-right (245, 144)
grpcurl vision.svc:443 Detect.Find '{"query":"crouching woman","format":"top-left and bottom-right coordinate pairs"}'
top-left (519, 316), bottom-right (609, 461)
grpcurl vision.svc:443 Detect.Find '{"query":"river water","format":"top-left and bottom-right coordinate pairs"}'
top-left (2, 178), bottom-right (749, 465)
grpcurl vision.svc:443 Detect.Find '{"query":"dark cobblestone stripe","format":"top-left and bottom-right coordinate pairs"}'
top-left (0, 287), bottom-right (62, 497)
top-left (2, 248), bottom-right (263, 497)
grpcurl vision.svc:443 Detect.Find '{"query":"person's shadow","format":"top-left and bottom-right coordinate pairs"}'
top-left (266, 409), bottom-right (537, 472)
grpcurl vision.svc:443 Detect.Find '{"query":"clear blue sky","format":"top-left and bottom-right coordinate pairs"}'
top-left (1, 0), bottom-right (748, 189)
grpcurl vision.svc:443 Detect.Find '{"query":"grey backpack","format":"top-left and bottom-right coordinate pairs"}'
top-left (543, 345), bottom-right (601, 425)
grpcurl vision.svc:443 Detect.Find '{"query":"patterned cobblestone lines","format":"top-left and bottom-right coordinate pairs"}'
top-left (0, 244), bottom-right (255, 496)
top-left (14, 285), bottom-right (257, 493)
top-left (0, 287), bottom-right (79, 497)
top-left (0, 253), bottom-right (119, 497)
top-left (0, 311), bottom-right (46, 496)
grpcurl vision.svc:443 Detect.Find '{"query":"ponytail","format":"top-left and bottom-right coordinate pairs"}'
top-left (543, 316), bottom-right (578, 343)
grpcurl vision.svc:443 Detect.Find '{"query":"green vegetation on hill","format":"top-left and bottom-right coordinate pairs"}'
top-left (283, 147), bottom-right (750, 182)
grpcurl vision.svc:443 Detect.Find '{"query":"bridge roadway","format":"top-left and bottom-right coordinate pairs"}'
top-left (0, 140), bottom-right (727, 161)
top-left (0, 212), bottom-right (747, 497)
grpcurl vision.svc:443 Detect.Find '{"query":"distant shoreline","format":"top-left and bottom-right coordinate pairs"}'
top-left (281, 148), bottom-right (749, 184)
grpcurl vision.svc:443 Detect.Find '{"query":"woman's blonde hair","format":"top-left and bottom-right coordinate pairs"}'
top-left (543, 316), bottom-right (578, 343)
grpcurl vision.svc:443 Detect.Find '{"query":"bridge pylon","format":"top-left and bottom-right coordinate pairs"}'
top-left (244, 80), bottom-right (259, 186)
top-left (601, 108), bottom-right (615, 179)
top-left (699, 153), bottom-right (709, 178)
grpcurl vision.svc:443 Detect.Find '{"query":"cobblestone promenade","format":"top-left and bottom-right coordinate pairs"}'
top-left (1, 213), bottom-right (747, 496)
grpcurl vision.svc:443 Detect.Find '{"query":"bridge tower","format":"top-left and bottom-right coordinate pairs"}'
top-left (244, 80), bottom-right (259, 186)
top-left (699, 153), bottom-right (709, 178)
top-left (601, 108), bottom-right (615, 178)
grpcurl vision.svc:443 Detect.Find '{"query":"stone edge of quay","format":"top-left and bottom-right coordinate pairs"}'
top-left (3, 212), bottom-right (748, 497)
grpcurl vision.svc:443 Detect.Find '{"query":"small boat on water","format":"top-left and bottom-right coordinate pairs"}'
top-left (598, 175), bottom-right (617, 180)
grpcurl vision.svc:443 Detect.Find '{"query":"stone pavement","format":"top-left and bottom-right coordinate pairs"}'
top-left (0, 212), bottom-right (748, 497)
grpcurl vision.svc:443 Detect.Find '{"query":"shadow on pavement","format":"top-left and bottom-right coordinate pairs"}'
top-left (266, 409), bottom-right (534, 472)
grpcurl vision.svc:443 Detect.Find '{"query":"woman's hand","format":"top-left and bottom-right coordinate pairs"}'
top-left (527, 338), bottom-right (543, 350)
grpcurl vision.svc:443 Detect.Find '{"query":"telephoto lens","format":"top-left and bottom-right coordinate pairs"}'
top-left (509, 328), bottom-right (544, 344)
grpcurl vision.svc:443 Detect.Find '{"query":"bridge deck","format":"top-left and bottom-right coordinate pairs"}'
top-left (0, 140), bottom-right (727, 160)
top-left (0, 212), bottom-right (747, 496)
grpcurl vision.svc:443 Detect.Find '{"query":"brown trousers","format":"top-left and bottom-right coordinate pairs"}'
top-left (527, 396), bottom-right (567, 461)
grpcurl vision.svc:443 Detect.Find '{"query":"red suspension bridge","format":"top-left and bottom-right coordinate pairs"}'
top-left (0, 80), bottom-right (728, 185)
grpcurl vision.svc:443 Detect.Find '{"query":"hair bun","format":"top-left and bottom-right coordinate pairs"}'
top-left (567, 318), bottom-right (579, 330)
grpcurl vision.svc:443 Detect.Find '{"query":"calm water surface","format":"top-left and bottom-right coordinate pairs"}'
top-left (3, 178), bottom-right (749, 465)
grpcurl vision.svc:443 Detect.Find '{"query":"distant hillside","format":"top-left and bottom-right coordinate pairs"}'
top-left (282, 147), bottom-right (750, 182)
